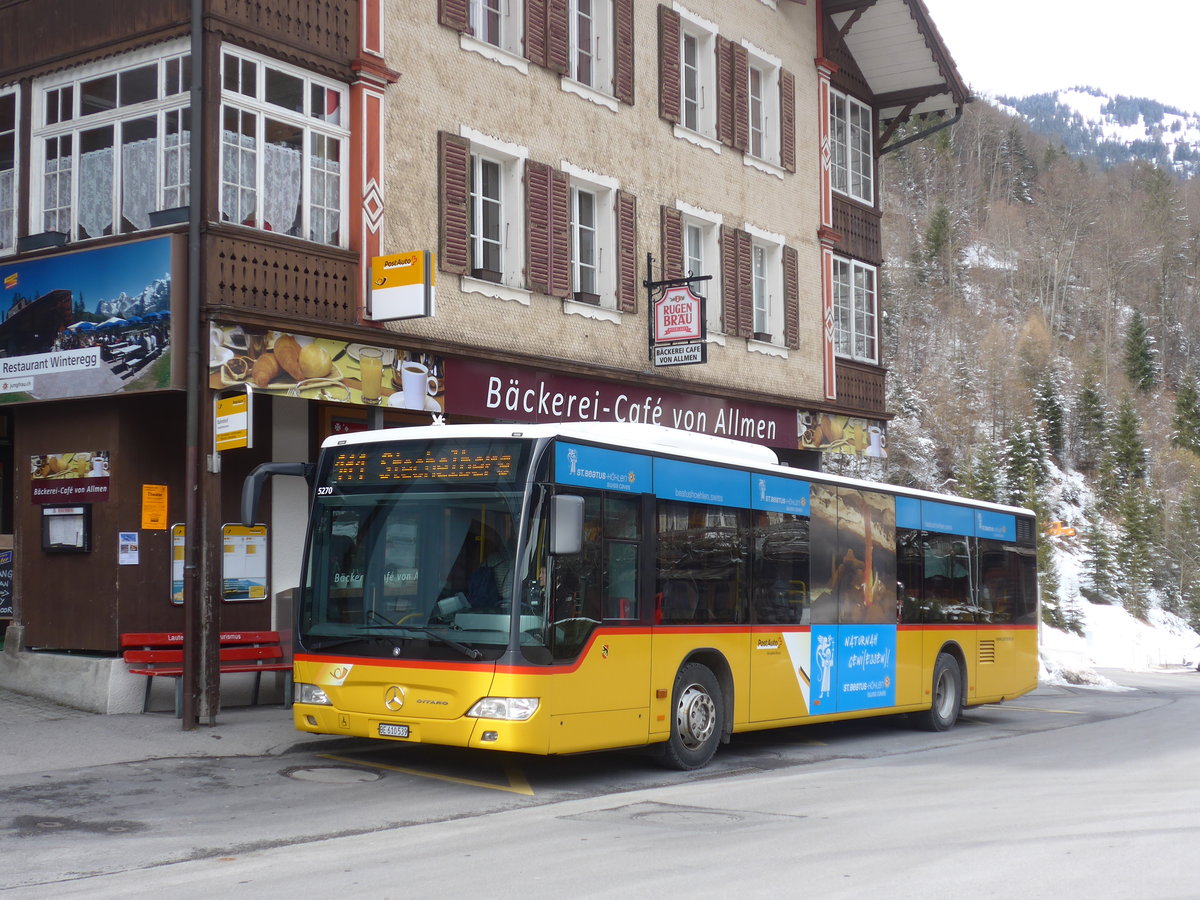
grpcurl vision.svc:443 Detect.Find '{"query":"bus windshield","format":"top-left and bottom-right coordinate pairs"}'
top-left (300, 488), bottom-right (525, 660)
top-left (299, 436), bottom-right (537, 661)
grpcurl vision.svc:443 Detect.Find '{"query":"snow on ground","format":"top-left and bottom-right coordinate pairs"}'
top-left (1040, 601), bottom-right (1200, 690)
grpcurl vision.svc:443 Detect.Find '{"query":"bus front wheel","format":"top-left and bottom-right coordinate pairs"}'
top-left (662, 662), bottom-right (723, 770)
top-left (915, 652), bottom-right (962, 732)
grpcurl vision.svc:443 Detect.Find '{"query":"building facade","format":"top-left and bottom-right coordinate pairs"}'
top-left (0, 0), bottom-right (966, 712)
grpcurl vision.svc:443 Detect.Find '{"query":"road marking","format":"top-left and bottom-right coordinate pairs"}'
top-left (319, 753), bottom-right (535, 796)
top-left (982, 704), bottom-right (1085, 715)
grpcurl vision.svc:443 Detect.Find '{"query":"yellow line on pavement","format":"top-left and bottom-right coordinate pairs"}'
top-left (983, 704), bottom-right (1085, 715)
top-left (320, 753), bottom-right (535, 795)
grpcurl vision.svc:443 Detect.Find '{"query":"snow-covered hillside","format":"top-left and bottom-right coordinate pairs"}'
top-left (991, 86), bottom-right (1200, 177)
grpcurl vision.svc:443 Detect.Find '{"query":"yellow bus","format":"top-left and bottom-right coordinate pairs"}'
top-left (278, 422), bottom-right (1038, 769)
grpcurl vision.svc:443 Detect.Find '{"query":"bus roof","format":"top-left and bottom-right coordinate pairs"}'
top-left (321, 421), bottom-right (1034, 519)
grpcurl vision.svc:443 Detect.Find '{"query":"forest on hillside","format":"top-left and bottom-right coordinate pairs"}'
top-left (846, 100), bottom-right (1200, 633)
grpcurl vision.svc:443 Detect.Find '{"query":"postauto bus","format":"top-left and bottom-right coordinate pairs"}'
top-left (271, 422), bottom-right (1038, 769)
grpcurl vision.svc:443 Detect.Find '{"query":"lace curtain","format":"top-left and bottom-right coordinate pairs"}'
top-left (0, 169), bottom-right (13, 250)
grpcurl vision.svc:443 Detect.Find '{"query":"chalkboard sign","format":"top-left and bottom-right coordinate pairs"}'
top-left (0, 549), bottom-right (13, 618)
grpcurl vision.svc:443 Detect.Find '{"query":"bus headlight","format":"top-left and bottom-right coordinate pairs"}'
top-left (466, 697), bottom-right (540, 721)
top-left (294, 683), bottom-right (333, 706)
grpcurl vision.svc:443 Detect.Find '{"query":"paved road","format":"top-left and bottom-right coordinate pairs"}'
top-left (2, 669), bottom-right (1198, 898)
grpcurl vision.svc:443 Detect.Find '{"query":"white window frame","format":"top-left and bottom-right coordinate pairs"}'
top-left (675, 5), bottom-right (718, 148)
top-left (1, 86), bottom-right (20, 255)
top-left (676, 199), bottom-right (723, 339)
top-left (564, 161), bottom-right (617, 316)
top-left (461, 126), bottom-right (528, 303)
top-left (832, 255), bottom-right (878, 363)
top-left (745, 222), bottom-right (783, 350)
top-left (219, 46), bottom-right (349, 248)
top-left (31, 42), bottom-right (191, 243)
top-left (570, 0), bottom-right (613, 93)
top-left (829, 87), bottom-right (874, 205)
top-left (742, 40), bottom-right (781, 172)
top-left (463, 0), bottom-right (527, 72)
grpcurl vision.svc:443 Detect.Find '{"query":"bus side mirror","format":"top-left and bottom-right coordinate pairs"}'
top-left (550, 495), bottom-right (585, 555)
top-left (241, 462), bottom-right (314, 527)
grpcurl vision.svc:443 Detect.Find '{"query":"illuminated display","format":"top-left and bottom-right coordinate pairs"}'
top-left (324, 441), bottom-right (528, 487)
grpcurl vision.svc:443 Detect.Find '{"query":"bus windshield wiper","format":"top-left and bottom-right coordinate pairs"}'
top-left (366, 611), bottom-right (483, 660)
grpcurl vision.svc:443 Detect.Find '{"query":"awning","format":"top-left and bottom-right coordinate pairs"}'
top-left (825, 0), bottom-right (970, 134)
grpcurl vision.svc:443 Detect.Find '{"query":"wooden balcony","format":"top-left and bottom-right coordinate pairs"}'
top-left (831, 196), bottom-right (882, 265)
top-left (835, 358), bottom-right (887, 416)
top-left (204, 227), bottom-right (359, 328)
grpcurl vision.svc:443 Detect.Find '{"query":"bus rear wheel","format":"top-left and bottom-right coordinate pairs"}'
top-left (915, 652), bottom-right (961, 732)
top-left (662, 662), bottom-right (723, 770)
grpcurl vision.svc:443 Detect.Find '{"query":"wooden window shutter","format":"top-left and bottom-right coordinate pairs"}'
top-left (660, 205), bottom-right (684, 279)
top-left (658, 5), bottom-right (681, 124)
top-left (616, 190), bottom-right (638, 313)
top-left (438, 131), bottom-right (471, 276)
top-left (548, 167), bottom-right (572, 297)
top-left (526, 0), bottom-right (549, 67)
top-left (720, 225), bottom-right (738, 334)
top-left (527, 161), bottom-right (553, 293)
top-left (731, 43), bottom-right (749, 153)
top-left (614, 0), bottom-right (635, 105)
top-left (715, 36), bottom-right (734, 145)
top-left (780, 68), bottom-right (796, 173)
top-left (438, 0), bottom-right (470, 33)
top-left (546, 0), bottom-right (570, 75)
top-left (783, 244), bottom-right (800, 349)
top-left (736, 229), bottom-right (754, 338)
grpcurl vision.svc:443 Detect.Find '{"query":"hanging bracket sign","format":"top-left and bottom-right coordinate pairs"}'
top-left (645, 254), bottom-right (709, 368)
top-left (214, 385), bottom-right (253, 452)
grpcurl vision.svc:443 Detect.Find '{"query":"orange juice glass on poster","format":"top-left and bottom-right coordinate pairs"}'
top-left (359, 347), bottom-right (383, 403)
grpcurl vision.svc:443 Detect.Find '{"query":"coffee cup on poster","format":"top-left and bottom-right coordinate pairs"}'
top-left (396, 360), bottom-right (438, 409)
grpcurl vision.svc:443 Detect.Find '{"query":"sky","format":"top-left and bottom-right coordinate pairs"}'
top-left (920, 0), bottom-right (1200, 115)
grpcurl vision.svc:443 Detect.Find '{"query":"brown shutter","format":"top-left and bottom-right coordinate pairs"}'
top-left (438, 131), bottom-right (471, 276)
top-left (614, 0), bottom-right (635, 105)
top-left (720, 225), bottom-right (738, 334)
top-left (438, 0), bottom-right (470, 33)
top-left (526, 0), bottom-right (548, 66)
top-left (527, 161), bottom-right (553, 293)
top-left (732, 43), bottom-right (749, 153)
top-left (660, 206), bottom-right (684, 279)
top-left (549, 167), bottom-right (572, 297)
top-left (546, 0), bottom-right (570, 75)
top-left (780, 68), bottom-right (796, 173)
top-left (616, 190), bottom-right (638, 313)
top-left (736, 229), bottom-right (753, 338)
top-left (783, 244), bottom-right (799, 349)
top-left (658, 5), bottom-right (681, 124)
top-left (715, 36), bottom-right (733, 145)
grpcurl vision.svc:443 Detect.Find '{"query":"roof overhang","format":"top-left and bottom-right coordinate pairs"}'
top-left (825, 0), bottom-right (970, 129)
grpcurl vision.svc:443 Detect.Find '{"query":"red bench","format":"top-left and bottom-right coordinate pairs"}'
top-left (121, 631), bottom-right (293, 717)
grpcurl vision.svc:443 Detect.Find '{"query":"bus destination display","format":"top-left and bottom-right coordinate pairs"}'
top-left (326, 441), bottom-right (525, 486)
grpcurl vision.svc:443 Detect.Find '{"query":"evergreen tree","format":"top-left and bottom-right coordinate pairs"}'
top-left (1171, 371), bottom-right (1200, 453)
top-left (1071, 380), bottom-right (1108, 475)
top-left (1105, 395), bottom-right (1147, 492)
top-left (1122, 309), bottom-right (1158, 393)
top-left (958, 440), bottom-right (1003, 504)
top-left (1081, 505), bottom-right (1115, 603)
top-left (1115, 483), bottom-right (1156, 621)
top-left (1033, 369), bottom-right (1066, 462)
top-left (1004, 418), bottom-right (1049, 507)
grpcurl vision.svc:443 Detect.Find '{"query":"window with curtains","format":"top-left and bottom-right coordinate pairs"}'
top-left (32, 45), bottom-right (191, 242)
top-left (219, 47), bottom-right (348, 246)
top-left (832, 255), bottom-right (878, 363)
top-left (1, 88), bottom-right (17, 254)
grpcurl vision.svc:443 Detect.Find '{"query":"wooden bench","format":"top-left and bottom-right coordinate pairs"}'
top-left (121, 631), bottom-right (293, 717)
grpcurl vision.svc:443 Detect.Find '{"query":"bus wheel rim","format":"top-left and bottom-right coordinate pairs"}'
top-left (676, 683), bottom-right (717, 749)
